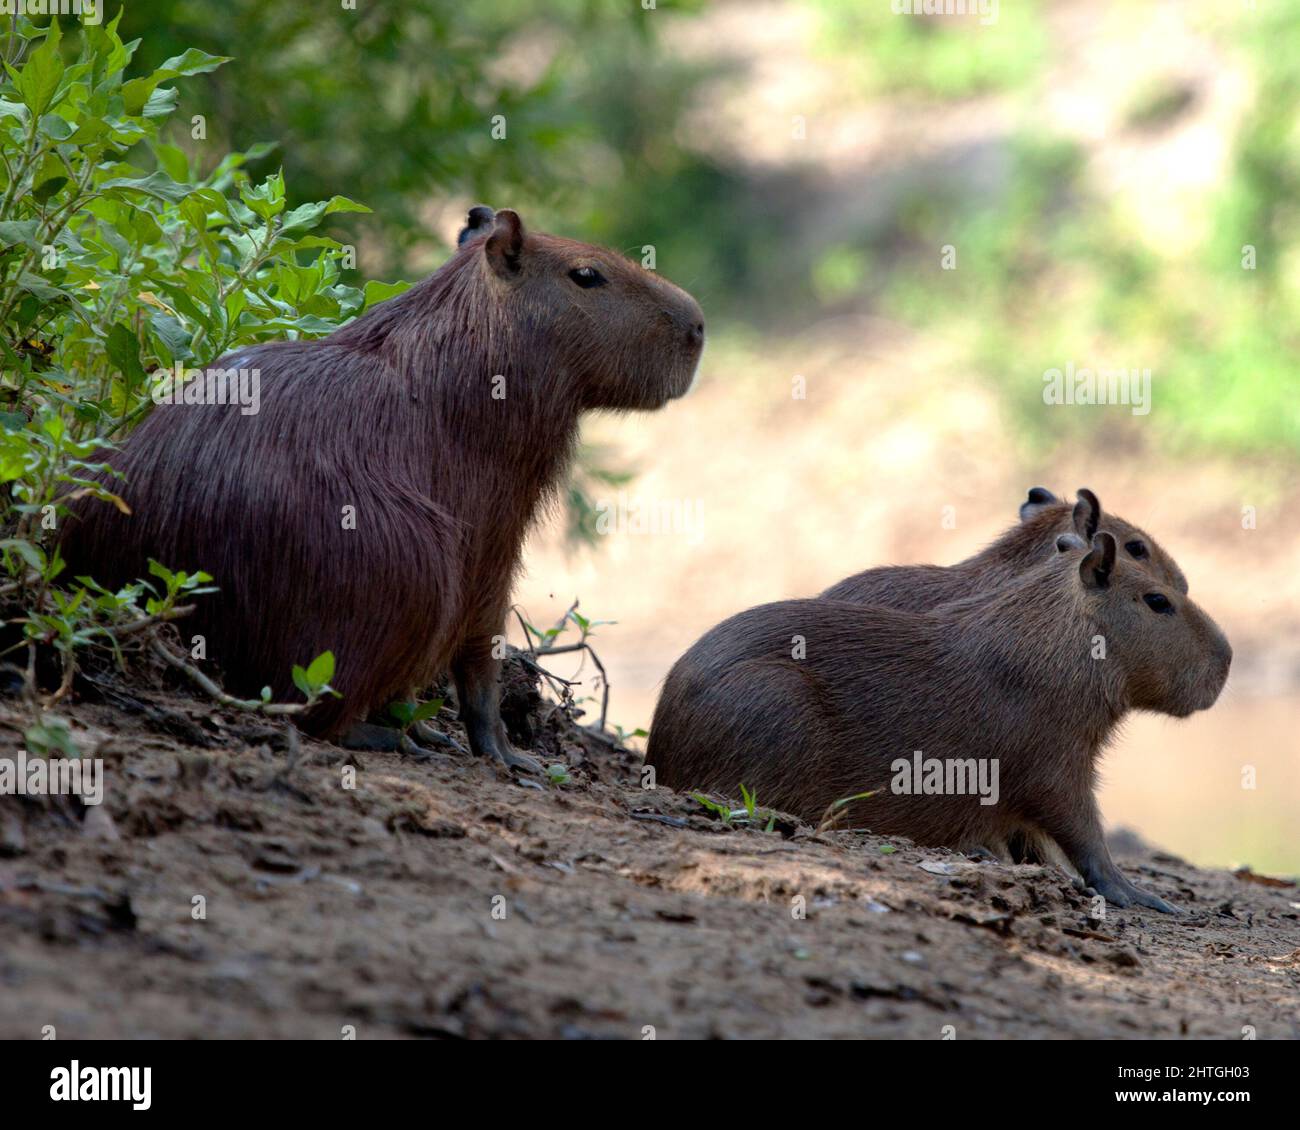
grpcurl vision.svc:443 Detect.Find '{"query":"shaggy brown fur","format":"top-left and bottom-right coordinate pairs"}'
top-left (646, 532), bottom-right (1231, 912)
top-left (821, 487), bottom-right (1188, 610)
top-left (60, 207), bottom-right (704, 767)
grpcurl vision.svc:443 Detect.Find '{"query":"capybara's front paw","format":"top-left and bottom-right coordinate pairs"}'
top-left (1087, 872), bottom-right (1179, 914)
top-left (1125, 881), bottom-right (1180, 914)
top-left (1084, 872), bottom-right (1133, 908)
top-left (483, 736), bottom-right (542, 774)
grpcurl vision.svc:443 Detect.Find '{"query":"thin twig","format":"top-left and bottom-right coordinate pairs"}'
top-left (150, 636), bottom-right (310, 715)
top-left (112, 604), bottom-right (195, 638)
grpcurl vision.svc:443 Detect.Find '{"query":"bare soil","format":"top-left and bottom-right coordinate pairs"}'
top-left (1, 659), bottom-right (1297, 1040)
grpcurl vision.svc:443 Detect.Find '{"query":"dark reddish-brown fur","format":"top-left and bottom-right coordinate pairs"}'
top-left (60, 207), bottom-right (704, 763)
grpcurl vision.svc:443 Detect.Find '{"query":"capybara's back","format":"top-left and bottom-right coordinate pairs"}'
top-left (646, 597), bottom-right (986, 839)
top-left (61, 339), bottom-right (463, 735)
top-left (821, 486), bottom-right (1187, 610)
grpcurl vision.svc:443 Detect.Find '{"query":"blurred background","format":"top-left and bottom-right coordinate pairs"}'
top-left (129, 0), bottom-right (1298, 872)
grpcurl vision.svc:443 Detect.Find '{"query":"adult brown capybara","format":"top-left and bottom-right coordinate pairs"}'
top-left (821, 487), bottom-right (1188, 610)
top-left (60, 206), bottom-right (704, 770)
top-left (646, 532), bottom-right (1231, 912)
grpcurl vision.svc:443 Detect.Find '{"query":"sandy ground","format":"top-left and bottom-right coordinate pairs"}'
top-left (1, 665), bottom-right (1296, 1040)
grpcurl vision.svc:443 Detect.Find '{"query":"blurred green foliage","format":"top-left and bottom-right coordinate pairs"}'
top-left (98, 0), bottom-right (1300, 460)
top-left (812, 0), bottom-right (1044, 97)
top-left (808, 0), bottom-right (1300, 457)
top-left (120, 0), bottom-right (713, 273)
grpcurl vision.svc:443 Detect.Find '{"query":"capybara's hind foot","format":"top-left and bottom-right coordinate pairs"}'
top-left (409, 720), bottom-right (468, 756)
top-left (339, 720), bottom-right (466, 761)
top-left (340, 721), bottom-right (403, 753)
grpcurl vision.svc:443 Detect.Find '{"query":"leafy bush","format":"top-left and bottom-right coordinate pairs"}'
top-left (119, 0), bottom-right (709, 275)
top-left (0, 13), bottom-right (392, 725)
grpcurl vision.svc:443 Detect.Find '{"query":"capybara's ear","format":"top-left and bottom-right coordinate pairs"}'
top-left (1055, 532), bottom-right (1086, 552)
top-left (458, 204), bottom-right (495, 246)
top-left (1019, 486), bottom-right (1058, 521)
top-left (1072, 488), bottom-right (1101, 541)
top-left (484, 208), bottom-right (525, 278)
top-left (1079, 531), bottom-right (1116, 590)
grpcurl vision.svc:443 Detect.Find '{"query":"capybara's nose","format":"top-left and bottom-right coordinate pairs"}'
top-left (1207, 620), bottom-right (1232, 675)
top-left (678, 294), bottom-right (705, 350)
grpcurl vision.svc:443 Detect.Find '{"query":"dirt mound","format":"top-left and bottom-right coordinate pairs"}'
top-left (0, 657), bottom-right (1297, 1039)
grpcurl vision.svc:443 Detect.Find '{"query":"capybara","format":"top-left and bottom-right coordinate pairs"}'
top-left (61, 206), bottom-right (705, 769)
top-left (646, 532), bottom-right (1231, 911)
top-left (821, 485), bottom-right (1191, 870)
top-left (821, 486), bottom-right (1188, 610)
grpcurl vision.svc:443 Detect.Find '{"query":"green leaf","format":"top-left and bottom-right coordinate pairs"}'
top-left (10, 17), bottom-right (64, 116)
top-left (0, 538), bottom-right (46, 572)
top-left (279, 201), bottom-right (329, 233)
top-left (388, 701), bottom-right (415, 726)
top-left (31, 153), bottom-right (68, 203)
top-left (16, 273), bottom-right (67, 302)
top-left (105, 324), bottom-right (148, 390)
top-left (121, 49), bottom-right (231, 116)
top-left (156, 48), bottom-right (232, 78)
top-left (0, 221), bottom-right (42, 251)
top-left (362, 280), bottom-right (412, 308)
top-left (142, 86), bottom-right (180, 120)
top-left (99, 170), bottom-right (191, 202)
top-left (152, 142), bottom-right (190, 183)
top-left (37, 113), bottom-right (73, 140)
top-left (149, 312), bottom-right (193, 362)
top-left (304, 650), bottom-right (335, 687)
top-left (24, 715), bottom-right (79, 759)
top-left (323, 195), bottom-right (372, 216)
top-left (411, 698), bottom-right (444, 724)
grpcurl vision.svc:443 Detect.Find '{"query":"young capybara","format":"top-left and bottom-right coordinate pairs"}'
top-left (60, 206), bottom-right (704, 769)
top-left (646, 531), bottom-right (1232, 912)
top-left (821, 486), bottom-right (1191, 871)
top-left (821, 486), bottom-right (1188, 610)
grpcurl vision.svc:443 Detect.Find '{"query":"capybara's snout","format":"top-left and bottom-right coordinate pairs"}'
top-left (676, 293), bottom-right (706, 352)
top-left (1194, 620), bottom-right (1233, 711)
top-left (664, 290), bottom-right (705, 398)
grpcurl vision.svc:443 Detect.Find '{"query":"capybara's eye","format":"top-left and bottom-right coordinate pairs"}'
top-left (1125, 540), bottom-right (1148, 559)
top-left (1142, 593), bottom-right (1174, 614)
top-left (568, 266), bottom-right (607, 289)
